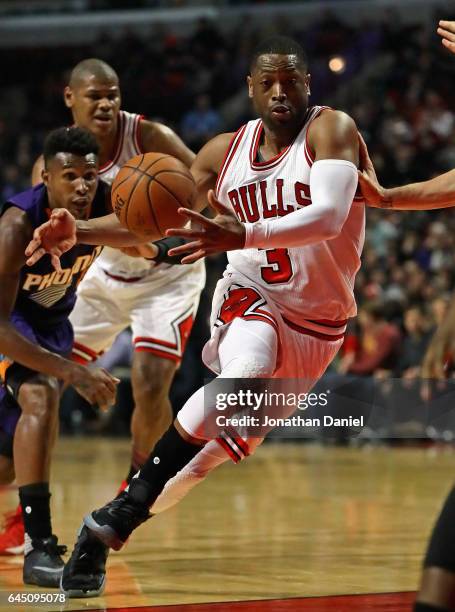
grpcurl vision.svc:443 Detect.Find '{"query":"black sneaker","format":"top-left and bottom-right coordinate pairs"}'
top-left (61, 525), bottom-right (108, 598)
top-left (23, 534), bottom-right (67, 588)
top-left (83, 478), bottom-right (151, 551)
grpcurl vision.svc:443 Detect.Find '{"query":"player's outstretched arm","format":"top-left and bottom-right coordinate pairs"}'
top-left (25, 209), bottom-right (151, 269)
top-left (359, 132), bottom-right (455, 210)
top-left (75, 213), bottom-right (150, 246)
top-left (438, 20), bottom-right (455, 54)
top-left (361, 168), bottom-right (455, 211)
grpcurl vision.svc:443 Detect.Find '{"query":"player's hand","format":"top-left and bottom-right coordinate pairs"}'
top-left (68, 364), bottom-right (120, 411)
top-left (357, 134), bottom-right (389, 208)
top-left (438, 20), bottom-right (455, 54)
top-left (358, 133), bottom-right (388, 208)
top-left (165, 189), bottom-right (246, 263)
top-left (118, 243), bottom-right (158, 259)
top-left (24, 208), bottom-right (77, 272)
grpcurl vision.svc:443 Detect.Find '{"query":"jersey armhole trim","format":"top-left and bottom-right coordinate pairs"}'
top-left (135, 114), bottom-right (145, 154)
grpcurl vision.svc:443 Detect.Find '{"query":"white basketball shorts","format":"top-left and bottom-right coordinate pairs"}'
top-left (202, 269), bottom-right (344, 380)
top-left (71, 258), bottom-right (205, 364)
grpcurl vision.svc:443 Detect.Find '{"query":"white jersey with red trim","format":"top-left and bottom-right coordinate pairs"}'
top-left (95, 110), bottom-right (205, 281)
top-left (216, 106), bottom-right (365, 328)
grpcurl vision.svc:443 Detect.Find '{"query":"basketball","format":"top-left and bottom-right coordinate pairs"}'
top-left (111, 152), bottom-right (196, 240)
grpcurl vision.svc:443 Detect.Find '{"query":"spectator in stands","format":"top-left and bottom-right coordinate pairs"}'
top-left (396, 305), bottom-right (432, 379)
top-left (347, 302), bottom-right (401, 377)
top-left (181, 94), bottom-right (221, 151)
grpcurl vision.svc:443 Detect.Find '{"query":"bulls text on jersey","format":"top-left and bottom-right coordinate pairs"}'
top-left (228, 179), bottom-right (311, 223)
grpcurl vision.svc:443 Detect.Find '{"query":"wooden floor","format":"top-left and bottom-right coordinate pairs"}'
top-left (0, 439), bottom-right (453, 611)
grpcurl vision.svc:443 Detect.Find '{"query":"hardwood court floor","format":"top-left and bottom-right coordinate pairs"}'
top-left (0, 439), bottom-right (453, 611)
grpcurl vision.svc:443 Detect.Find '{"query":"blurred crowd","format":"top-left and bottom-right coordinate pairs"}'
top-left (0, 0), bottom-right (318, 15)
top-left (2, 6), bottom-right (455, 411)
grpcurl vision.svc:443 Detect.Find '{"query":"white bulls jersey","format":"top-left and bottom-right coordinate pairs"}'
top-left (216, 106), bottom-right (365, 326)
top-left (96, 110), bottom-right (204, 282)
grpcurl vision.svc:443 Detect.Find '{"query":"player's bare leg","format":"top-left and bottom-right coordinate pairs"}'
top-left (126, 352), bottom-right (175, 484)
top-left (14, 376), bottom-right (67, 587)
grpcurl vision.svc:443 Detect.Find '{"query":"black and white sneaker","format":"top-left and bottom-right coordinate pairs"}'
top-left (61, 525), bottom-right (108, 598)
top-left (23, 534), bottom-right (67, 588)
top-left (83, 478), bottom-right (151, 551)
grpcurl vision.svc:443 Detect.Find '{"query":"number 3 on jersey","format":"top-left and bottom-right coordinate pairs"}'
top-left (260, 248), bottom-right (293, 284)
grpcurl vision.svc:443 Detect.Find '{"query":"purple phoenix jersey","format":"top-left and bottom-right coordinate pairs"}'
top-left (6, 182), bottom-right (107, 327)
top-left (0, 182), bottom-right (108, 439)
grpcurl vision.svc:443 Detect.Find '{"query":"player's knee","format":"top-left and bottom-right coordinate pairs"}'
top-left (18, 377), bottom-right (59, 418)
top-left (220, 354), bottom-right (275, 378)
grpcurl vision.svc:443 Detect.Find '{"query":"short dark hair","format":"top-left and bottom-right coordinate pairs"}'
top-left (69, 58), bottom-right (118, 88)
top-left (250, 36), bottom-right (308, 72)
top-left (43, 127), bottom-right (99, 165)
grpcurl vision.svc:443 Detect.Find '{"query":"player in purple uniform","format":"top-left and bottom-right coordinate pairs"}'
top-left (0, 126), bottom-right (118, 587)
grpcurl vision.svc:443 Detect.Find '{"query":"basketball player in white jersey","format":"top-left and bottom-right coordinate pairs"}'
top-left (24, 37), bottom-right (364, 596)
top-left (0, 59), bottom-right (205, 555)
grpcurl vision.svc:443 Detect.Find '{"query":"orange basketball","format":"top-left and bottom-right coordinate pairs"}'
top-left (111, 152), bottom-right (196, 240)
